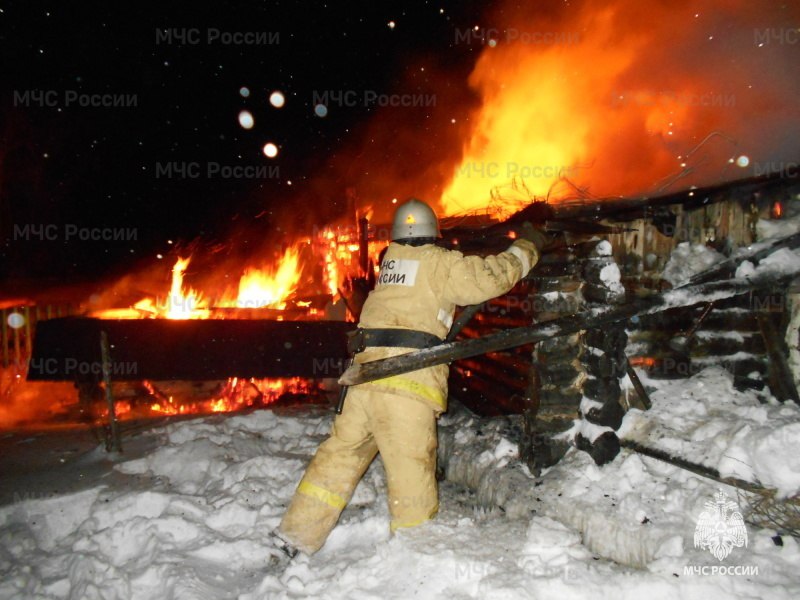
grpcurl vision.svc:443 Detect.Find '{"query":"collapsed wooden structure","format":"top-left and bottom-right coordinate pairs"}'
top-left (437, 172), bottom-right (800, 473)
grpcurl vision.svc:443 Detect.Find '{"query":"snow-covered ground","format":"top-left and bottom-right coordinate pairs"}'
top-left (1, 363), bottom-right (799, 599)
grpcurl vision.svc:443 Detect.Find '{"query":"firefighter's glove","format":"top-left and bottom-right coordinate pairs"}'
top-left (517, 222), bottom-right (552, 252)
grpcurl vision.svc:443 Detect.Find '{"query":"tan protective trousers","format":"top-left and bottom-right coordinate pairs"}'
top-left (278, 386), bottom-right (438, 554)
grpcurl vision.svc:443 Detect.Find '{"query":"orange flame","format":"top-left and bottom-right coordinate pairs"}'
top-left (118, 257), bottom-right (209, 319)
top-left (440, 9), bottom-right (647, 216)
top-left (226, 246), bottom-right (302, 309)
top-left (322, 229), bottom-right (341, 297)
top-left (164, 257), bottom-right (209, 319)
top-left (438, 1), bottom-right (799, 216)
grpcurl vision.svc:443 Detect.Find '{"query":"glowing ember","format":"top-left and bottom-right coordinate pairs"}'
top-left (142, 377), bottom-right (316, 417)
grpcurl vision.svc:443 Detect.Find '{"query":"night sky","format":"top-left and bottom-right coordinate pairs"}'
top-left (0, 0), bottom-right (484, 283)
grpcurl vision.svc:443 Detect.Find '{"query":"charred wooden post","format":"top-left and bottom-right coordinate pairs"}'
top-left (520, 250), bottom-right (587, 475)
top-left (577, 241), bottom-right (628, 464)
top-left (625, 359), bottom-right (652, 410)
top-left (520, 239), bottom-right (631, 471)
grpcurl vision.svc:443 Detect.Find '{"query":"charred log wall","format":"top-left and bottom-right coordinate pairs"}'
top-left (450, 281), bottom-right (537, 416)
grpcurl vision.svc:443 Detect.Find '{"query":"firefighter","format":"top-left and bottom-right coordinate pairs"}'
top-left (275, 198), bottom-right (547, 557)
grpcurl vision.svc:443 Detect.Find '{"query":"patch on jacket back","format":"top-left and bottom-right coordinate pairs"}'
top-left (377, 258), bottom-right (419, 286)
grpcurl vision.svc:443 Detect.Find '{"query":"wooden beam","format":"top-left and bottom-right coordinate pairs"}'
top-left (28, 319), bottom-right (354, 382)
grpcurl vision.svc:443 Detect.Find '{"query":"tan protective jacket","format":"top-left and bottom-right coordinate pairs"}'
top-left (355, 238), bottom-right (539, 413)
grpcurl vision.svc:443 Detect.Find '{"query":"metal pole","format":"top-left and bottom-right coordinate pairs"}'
top-left (100, 331), bottom-right (122, 452)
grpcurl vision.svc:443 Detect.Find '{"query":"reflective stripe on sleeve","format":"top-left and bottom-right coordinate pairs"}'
top-left (297, 480), bottom-right (347, 510)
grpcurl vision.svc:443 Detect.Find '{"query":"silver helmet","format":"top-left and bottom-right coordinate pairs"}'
top-left (391, 198), bottom-right (441, 241)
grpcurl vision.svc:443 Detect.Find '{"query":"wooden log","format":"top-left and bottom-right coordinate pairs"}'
top-left (528, 262), bottom-right (583, 278)
top-left (529, 292), bottom-right (583, 315)
top-left (538, 386), bottom-right (583, 407)
top-left (583, 376), bottom-right (621, 404)
top-left (684, 230), bottom-right (800, 287)
top-left (582, 351), bottom-right (628, 379)
top-left (633, 304), bottom-right (761, 332)
top-left (450, 369), bottom-right (526, 414)
top-left (584, 327), bottom-right (629, 352)
top-left (538, 358), bottom-right (584, 381)
top-left (757, 310), bottom-right (800, 403)
top-left (531, 278), bottom-right (583, 294)
top-left (692, 334), bottom-right (766, 356)
top-left (582, 258), bottom-right (618, 285)
top-left (537, 333), bottom-right (583, 355)
top-left (583, 282), bottom-right (626, 304)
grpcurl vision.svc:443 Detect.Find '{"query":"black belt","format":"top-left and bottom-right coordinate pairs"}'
top-left (347, 328), bottom-right (443, 353)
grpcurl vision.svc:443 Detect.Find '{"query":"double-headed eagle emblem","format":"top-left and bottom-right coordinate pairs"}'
top-left (694, 489), bottom-right (748, 561)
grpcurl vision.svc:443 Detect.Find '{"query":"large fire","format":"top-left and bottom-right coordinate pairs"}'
top-left (66, 224), bottom-right (378, 425)
top-left (438, 0), bottom-right (799, 216)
